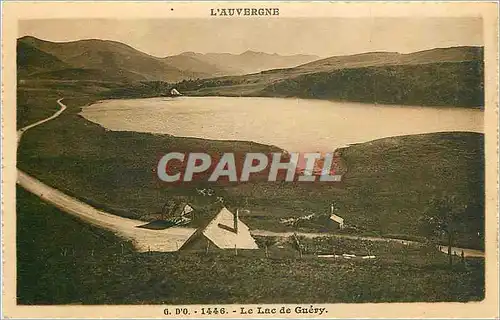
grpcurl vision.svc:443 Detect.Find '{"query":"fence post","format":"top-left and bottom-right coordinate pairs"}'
top-left (265, 245), bottom-right (268, 258)
top-left (121, 243), bottom-right (124, 255)
top-left (235, 244), bottom-right (238, 256)
top-left (206, 240), bottom-right (210, 255)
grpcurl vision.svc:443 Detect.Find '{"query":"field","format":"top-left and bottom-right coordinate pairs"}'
top-left (17, 187), bottom-right (484, 304)
top-left (16, 80), bottom-right (484, 249)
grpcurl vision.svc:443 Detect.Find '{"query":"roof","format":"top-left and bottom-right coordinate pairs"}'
top-left (186, 201), bottom-right (225, 229)
top-left (203, 207), bottom-right (258, 249)
top-left (133, 227), bottom-right (197, 252)
top-left (181, 205), bottom-right (259, 250)
top-left (330, 214), bottom-right (344, 223)
top-left (181, 204), bottom-right (194, 216)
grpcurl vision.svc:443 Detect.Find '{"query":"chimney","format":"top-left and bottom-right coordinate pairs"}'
top-left (234, 208), bottom-right (239, 233)
top-left (330, 203), bottom-right (334, 215)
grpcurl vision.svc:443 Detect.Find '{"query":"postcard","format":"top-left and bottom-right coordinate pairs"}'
top-left (1, 1), bottom-right (499, 318)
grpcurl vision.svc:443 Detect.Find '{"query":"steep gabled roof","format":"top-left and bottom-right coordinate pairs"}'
top-left (181, 205), bottom-right (258, 250)
top-left (330, 214), bottom-right (344, 224)
top-left (203, 207), bottom-right (258, 249)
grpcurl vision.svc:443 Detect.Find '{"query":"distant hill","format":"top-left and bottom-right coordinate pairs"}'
top-left (161, 54), bottom-right (231, 77)
top-left (172, 51), bottom-right (320, 75)
top-left (17, 41), bottom-right (70, 77)
top-left (30, 68), bottom-right (147, 82)
top-left (17, 36), bottom-right (320, 82)
top-left (17, 36), bottom-right (209, 82)
top-left (179, 46), bottom-right (485, 107)
top-left (17, 37), bottom-right (484, 107)
top-left (293, 46), bottom-right (483, 73)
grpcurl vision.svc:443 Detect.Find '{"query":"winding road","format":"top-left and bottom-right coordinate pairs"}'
top-left (17, 98), bottom-right (67, 143)
top-left (16, 98), bottom-right (485, 257)
top-left (16, 99), bottom-right (196, 252)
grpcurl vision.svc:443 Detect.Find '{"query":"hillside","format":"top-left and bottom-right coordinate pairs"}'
top-left (294, 46), bottom-right (483, 73)
top-left (17, 36), bottom-right (215, 82)
top-left (260, 61), bottom-right (484, 107)
top-left (17, 37), bottom-right (483, 107)
top-left (17, 41), bottom-right (69, 77)
top-left (17, 36), bottom-right (321, 82)
top-left (180, 46), bottom-right (484, 107)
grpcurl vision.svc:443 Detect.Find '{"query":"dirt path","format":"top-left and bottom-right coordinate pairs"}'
top-left (16, 99), bottom-right (196, 252)
top-left (17, 98), bottom-right (67, 143)
top-left (438, 246), bottom-right (485, 258)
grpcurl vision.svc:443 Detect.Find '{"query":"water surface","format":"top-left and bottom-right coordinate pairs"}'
top-left (81, 97), bottom-right (483, 152)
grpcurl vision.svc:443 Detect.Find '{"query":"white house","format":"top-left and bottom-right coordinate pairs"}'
top-left (181, 204), bottom-right (194, 216)
top-left (329, 204), bottom-right (344, 229)
top-left (180, 205), bottom-right (259, 250)
top-left (170, 88), bottom-right (182, 96)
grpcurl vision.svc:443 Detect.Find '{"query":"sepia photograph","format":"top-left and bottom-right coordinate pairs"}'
top-left (2, 2), bottom-right (499, 319)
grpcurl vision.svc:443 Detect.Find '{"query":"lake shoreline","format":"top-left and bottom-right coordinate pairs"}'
top-left (81, 95), bottom-right (484, 154)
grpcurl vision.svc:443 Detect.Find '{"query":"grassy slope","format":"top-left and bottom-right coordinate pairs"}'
top-left (16, 81), bottom-right (132, 129)
top-left (17, 36), bottom-right (208, 82)
top-left (16, 187), bottom-right (135, 304)
top-left (18, 42), bottom-right (484, 107)
top-left (17, 83), bottom-right (484, 249)
top-left (17, 187), bottom-right (484, 304)
top-left (17, 36), bottom-right (317, 83)
top-left (338, 132), bottom-right (484, 247)
top-left (17, 83), bottom-right (282, 219)
top-left (16, 42), bottom-right (69, 77)
top-left (229, 132), bottom-right (484, 249)
top-left (260, 61), bottom-right (484, 107)
top-left (294, 46), bottom-right (483, 72)
top-left (181, 61), bottom-right (484, 107)
top-left (177, 47), bottom-right (484, 108)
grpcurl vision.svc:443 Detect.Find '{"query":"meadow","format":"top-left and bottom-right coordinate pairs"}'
top-left (17, 187), bottom-right (484, 304)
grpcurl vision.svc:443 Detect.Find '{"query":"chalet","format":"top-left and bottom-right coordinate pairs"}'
top-left (170, 88), bottom-right (182, 96)
top-left (329, 204), bottom-right (344, 229)
top-left (138, 202), bottom-right (196, 229)
top-left (180, 204), bottom-right (194, 216)
top-left (180, 204), bottom-right (258, 250)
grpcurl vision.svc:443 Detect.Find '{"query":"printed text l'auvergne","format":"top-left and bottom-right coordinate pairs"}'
top-left (210, 8), bottom-right (279, 16)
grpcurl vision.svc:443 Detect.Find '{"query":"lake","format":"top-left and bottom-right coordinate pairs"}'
top-left (80, 97), bottom-right (483, 152)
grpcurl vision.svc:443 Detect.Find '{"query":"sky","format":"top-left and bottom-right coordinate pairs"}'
top-left (18, 18), bottom-right (483, 57)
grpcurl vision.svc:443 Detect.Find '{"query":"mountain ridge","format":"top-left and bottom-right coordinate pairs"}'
top-left (17, 36), bottom-right (321, 81)
top-left (175, 45), bottom-right (484, 108)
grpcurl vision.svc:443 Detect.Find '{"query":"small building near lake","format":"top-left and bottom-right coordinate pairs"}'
top-left (170, 88), bottom-right (182, 96)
